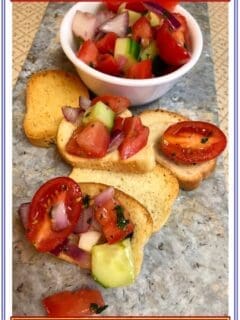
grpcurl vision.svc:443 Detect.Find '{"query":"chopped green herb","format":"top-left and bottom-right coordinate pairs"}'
top-left (115, 205), bottom-right (129, 229)
top-left (83, 194), bottom-right (90, 208)
top-left (201, 137), bottom-right (209, 144)
top-left (90, 303), bottom-right (108, 314)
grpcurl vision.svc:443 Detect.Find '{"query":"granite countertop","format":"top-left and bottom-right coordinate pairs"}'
top-left (12, 3), bottom-right (228, 316)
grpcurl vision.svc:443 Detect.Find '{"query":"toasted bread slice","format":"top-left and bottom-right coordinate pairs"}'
top-left (57, 110), bottom-right (156, 173)
top-left (58, 183), bottom-right (153, 276)
top-left (24, 70), bottom-right (89, 147)
top-left (140, 109), bottom-right (217, 190)
top-left (69, 166), bottom-right (179, 232)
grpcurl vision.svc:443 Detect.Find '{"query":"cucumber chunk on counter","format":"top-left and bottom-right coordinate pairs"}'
top-left (82, 101), bottom-right (115, 130)
top-left (92, 239), bottom-right (135, 288)
top-left (114, 38), bottom-right (140, 71)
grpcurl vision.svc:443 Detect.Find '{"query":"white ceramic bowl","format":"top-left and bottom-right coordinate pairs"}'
top-left (60, 2), bottom-right (203, 105)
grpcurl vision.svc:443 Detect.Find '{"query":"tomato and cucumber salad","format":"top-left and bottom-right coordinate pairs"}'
top-left (73, 0), bottom-right (191, 79)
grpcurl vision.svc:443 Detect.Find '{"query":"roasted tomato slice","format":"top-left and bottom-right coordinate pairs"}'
top-left (27, 177), bottom-right (82, 252)
top-left (127, 59), bottom-right (152, 79)
top-left (95, 198), bottom-right (134, 244)
top-left (43, 289), bottom-right (106, 316)
top-left (96, 54), bottom-right (120, 76)
top-left (156, 13), bottom-right (191, 66)
top-left (66, 121), bottom-right (110, 158)
top-left (119, 116), bottom-right (149, 160)
top-left (159, 121), bottom-right (227, 164)
top-left (95, 32), bottom-right (117, 54)
top-left (77, 40), bottom-right (99, 67)
top-left (91, 95), bottom-right (130, 113)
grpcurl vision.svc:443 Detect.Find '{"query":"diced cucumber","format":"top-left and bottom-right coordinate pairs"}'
top-left (82, 101), bottom-right (115, 130)
top-left (92, 239), bottom-right (135, 288)
top-left (114, 38), bottom-right (140, 71)
top-left (140, 41), bottom-right (158, 61)
top-left (119, 8), bottom-right (141, 26)
top-left (145, 11), bottom-right (163, 27)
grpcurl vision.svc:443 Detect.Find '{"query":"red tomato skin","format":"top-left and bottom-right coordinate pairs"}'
top-left (91, 95), bottom-right (130, 113)
top-left (104, 0), bottom-right (122, 12)
top-left (113, 116), bottom-right (126, 132)
top-left (66, 122), bottom-right (110, 158)
top-left (43, 289), bottom-right (105, 316)
top-left (154, 0), bottom-right (179, 11)
top-left (127, 59), bottom-right (152, 79)
top-left (77, 40), bottom-right (99, 67)
top-left (118, 116), bottom-right (149, 160)
top-left (95, 198), bottom-right (134, 244)
top-left (132, 16), bottom-right (153, 43)
top-left (125, 2), bottom-right (146, 13)
top-left (95, 32), bottom-right (117, 54)
top-left (96, 54), bottom-right (120, 76)
top-left (27, 177), bottom-right (82, 252)
top-left (156, 17), bottom-right (191, 66)
top-left (160, 121), bottom-right (227, 164)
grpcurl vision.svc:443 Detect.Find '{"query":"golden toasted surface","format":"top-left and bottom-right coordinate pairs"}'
top-left (140, 109), bottom-right (217, 190)
top-left (59, 182), bottom-right (153, 277)
top-left (24, 70), bottom-right (89, 147)
top-left (70, 166), bottom-right (179, 233)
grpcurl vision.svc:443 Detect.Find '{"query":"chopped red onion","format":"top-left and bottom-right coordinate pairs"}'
top-left (50, 239), bottom-right (69, 256)
top-left (99, 12), bottom-right (129, 37)
top-left (18, 202), bottom-right (30, 230)
top-left (63, 243), bottom-right (91, 269)
top-left (74, 207), bottom-right (93, 234)
top-left (116, 55), bottom-right (127, 71)
top-left (108, 130), bottom-right (124, 153)
top-left (90, 216), bottom-right (102, 233)
top-left (51, 201), bottom-right (70, 232)
top-left (79, 96), bottom-right (91, 111)
top-left (72, 11), bottom-right (97, 40)
top-left (96, 9), bottom-right (115, 28)
top-left (143, 1), bottom-right (181, 30)
top-left (94, 187), bottom-right (115, 207)
top-left (62, 106), bottom-right (83, 124)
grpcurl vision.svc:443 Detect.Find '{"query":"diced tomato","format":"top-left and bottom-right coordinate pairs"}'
top-left (127, 59), bottom-right (152, 79)
top-left (91, 95), bottom-right (130, 113)
top-left (27, 177), bottom-right (82, 252)
top-left (104, 0), bottom-right (122, 12)
top-left (43, 289), bottom-right (106, 316)
top-left (132, 16), bottom-right (153, 44)
top-left (95, 32), bottom-right (117, 54)
top-left (95, 198), bottom-right (134, 244)
top-left (96, 54), bottom-right (120, 76)
top-left (112, 116), bottom-right (125, 132)
top-left (159, 121), bottom-right (227, 164)
top-left (125, 2), bottom-right (146, 12)
top-left (77, 40), bottom-right (99, 67)
top-left (66, 122), bottom-right (110, 158)
top-left (119, 116), bottom-right (149, 160)
top-left (156, 13), bottom-right (191, 66)
top-left (155, 0), bottom-right (179, 11)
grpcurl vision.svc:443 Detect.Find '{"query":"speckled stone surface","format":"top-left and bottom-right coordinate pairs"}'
top-left (13, 3), bottom-right (228, 316)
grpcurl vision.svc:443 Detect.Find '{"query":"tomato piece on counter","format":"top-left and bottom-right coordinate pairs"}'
top-left (95, 198), bottom-right (134, 244)
top-left (77, 40), bottom-right (99, 67)
top-left (159, 121), bottom-right (227, 164)
top-left (119, 116), bottom-right (150, 160)
top-left (132, 16), bottom-right (153, 44)
top-left (96, 32), bottom-right (117, 54)
top-left (156, 13), bottom-right (191, 66)
top-left (43, 289), bottom-right (107, 316)
top-left (91, 95), bottom-right (130, 113)
top-left (66, 122), bottom-right (110, 158)
top-left (27, 177), bottom-right (82, 252)
top-left (96, 54), bottom-right (120, 76)
top-left (127, 59), bottom-right (152, 79)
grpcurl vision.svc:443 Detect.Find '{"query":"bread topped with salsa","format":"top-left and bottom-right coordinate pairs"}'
top-left (18, 178), bottom-right (153, 287)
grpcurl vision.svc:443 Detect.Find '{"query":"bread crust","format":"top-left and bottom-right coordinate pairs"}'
top-left (24, 70), bottom-right (89, 147)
